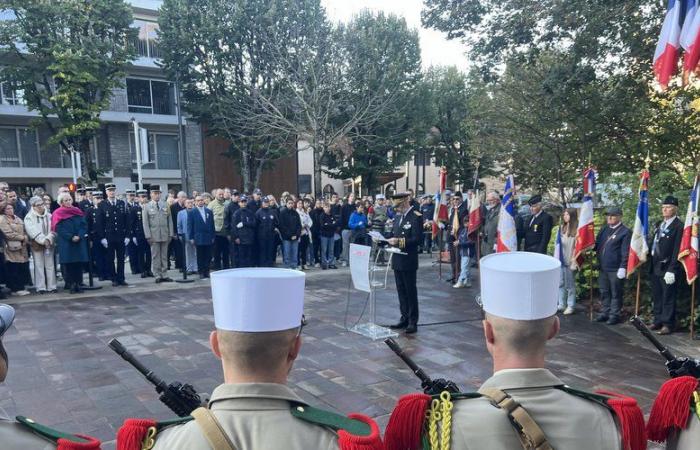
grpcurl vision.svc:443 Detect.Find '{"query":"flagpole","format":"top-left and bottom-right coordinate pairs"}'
top-left (691, 280), bottom-right (696, 339)
top-left (634, 271), bottom-right (642, 316)
top-left (589, 253), bottom-right (594, 321)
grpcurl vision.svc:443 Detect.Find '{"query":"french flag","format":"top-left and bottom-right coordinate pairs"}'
top-left (626, 170), bottom-right (650, 277)
top-left (574, 168), bottom-right (596, 265)
top-left (496, 175), bottom-right (518, 253)
top-left (654, 0), bottom-right (684, 88)
top-left (467, 190), bottom-right (482, 240)
top-left (431, 167), bottom-right (449, 238)
top-left (553, 228), bottom-right (565, 266)
top-left (678, 176), bottom-right (700, 284)
top-left (681, 0), bottom-right (700, 76)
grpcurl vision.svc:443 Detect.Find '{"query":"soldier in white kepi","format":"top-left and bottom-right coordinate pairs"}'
top-left (117, 268), bottom-right (383, 450)
top-left (384, 252), bottom-right (646, 450)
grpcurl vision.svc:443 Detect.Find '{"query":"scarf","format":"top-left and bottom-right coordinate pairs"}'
top-left (51, 206), bottom-right (84, 232)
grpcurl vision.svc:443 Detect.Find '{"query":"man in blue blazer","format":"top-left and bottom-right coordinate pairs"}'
top-left (188, 195), bottom-right (215, 279)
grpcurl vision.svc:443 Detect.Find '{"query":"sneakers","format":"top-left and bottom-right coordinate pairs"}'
top-left (464, 279), bottom-right (472, 288)
top-left (13, 290), bottom-right (30, 296)
top-left (314, 263), bottom-right (321, 268)
top-left (557, 305), bottom-right (565, 312)
top-left (563, 306), bottom-right (575, 315)
top-left (341, 261), bottom-right (348, 267)
top-left (453, 282), bottom-right (464, 288)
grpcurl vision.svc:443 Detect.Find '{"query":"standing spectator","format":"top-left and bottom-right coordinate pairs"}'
top-left (481, 191), bottom-right (501, 257)
top-left (649, 196), bottom-right (683, 334)
top-left (594, 207), bottom-right (631, 325)
top-left (310, 199), bottom-right (324, 267)
top-left (419, 196), bottom-right (435, 253)
top-left (453, 215), bottom-right (476, 288)
top-left (557, 208), bottom-right (579, 314)
top-left (339, 193), bottom-right (356, 266)
top-left (279, 198), bottom-right (302, 270)
top-left (51, 193), bottom-right (88, 294)
top-left (24, 197), bottom-right (57, 294)
top-left (188, 195), bottom-right (215, 279)
top-left (296, 200), bottom-right (313, 270)
top-left (169, 191), bottom-right (187, 271)
top-left (248, 189), bottom-right (263, 212)
top-left (522, 195), bottom-right (553, 254)
top-left (177, 198), bottom-right (197, 274)
top-left (255, 196), bottom-right (278, 267)
top-left (348, 204), bottom-right (368, 244)
top-left (0, 204), bottom-right (29, 295)
top-left (143, 186), bottom-right (174, 283)
top-left (232, 195), bottom-right (257, 268)
top-left (95, 184), bottom-right (130, 287)
top-left (224, 190), bottom-right (241, 267)
top-left (319, 203), bottom-right (338, 269)
top-left (447, 192), bottom-right (468, 283)
top-left (209, 188), bottom-right (230, 270)
top-left (5, 191), bottom-right (27, 220)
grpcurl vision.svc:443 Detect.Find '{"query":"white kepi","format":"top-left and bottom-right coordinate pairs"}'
top-left (211, 268), bottom-right (305, 332)
top-left (480, 252), bottom-right (560, 320)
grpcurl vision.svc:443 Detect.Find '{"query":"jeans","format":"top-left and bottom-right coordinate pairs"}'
top-left (458, 252), bottom-right (471, 284)
top-left (320, 236), bottom-right (335, 266)
top-left (559, 266), bottom-right (576, 309)
top-left (341, 229), bottom-right (352, 262)
top-left (283, 240), bottom-right (299, 269)
top-left (599, 271), bottom-right (623, 319)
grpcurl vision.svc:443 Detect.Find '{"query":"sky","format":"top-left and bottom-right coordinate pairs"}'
top-left (321, 0), bottom-right (470, 72)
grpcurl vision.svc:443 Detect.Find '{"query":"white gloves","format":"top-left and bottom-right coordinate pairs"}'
top-left (236, 222), bottom-right (243, 229)
top-left (101, 238), bottom-right (108, 248)
top-left (124, 237), bottom-right (130, 246)
top-left (664, 272), bottom-right (676, 285)
top-left (616, 268), bottom-right (626, 280)
top-left (132, 237), bottom-right (138, 245)
top-left (438, 223), bottom-right (445, 230)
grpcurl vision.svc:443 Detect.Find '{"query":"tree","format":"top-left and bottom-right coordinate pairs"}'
top-left (0, 0), bottom-right (136, 182)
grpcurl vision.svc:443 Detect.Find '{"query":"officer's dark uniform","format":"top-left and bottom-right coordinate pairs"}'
top-left (232, 200), bottom-right (257, 268)
top-left (124, 190), bottom-right (140, 274)
top-left (95, 185), bottom-right (130, 285)
top-left (522, 195), bottom-right (553, 254)
top-left (77, 187), bottom-right (91, 212)
top-left (389, 194), bottom-right (422, 334)
top-left (224, 197), bottom-right (241, 267)
top-left (87, 192), bottom-right (108, 280)
top-left (129, 192), bottom-right (153, 278)
top-left (255, 203), bottom-right (279, 267)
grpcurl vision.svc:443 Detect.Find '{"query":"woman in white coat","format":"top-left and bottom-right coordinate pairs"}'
top-left (24, 196), bottom-right (57, 293)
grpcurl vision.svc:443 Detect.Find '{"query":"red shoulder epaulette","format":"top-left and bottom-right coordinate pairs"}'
top-left (594, 390), bottom-right (647, 450)
top-left (116, 417), bottom-right (192, 450)
top-left (384, 393), bottom-right (431, 450)
top-left (646, 376), bottom-right (699, 443)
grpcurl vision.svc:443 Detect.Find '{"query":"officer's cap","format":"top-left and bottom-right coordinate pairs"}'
top-left (662, 195), bottom-right (679, 207)
top-left (231, 190), bottom-right (239, 196)
top-left (105, 183), bottom-right (116, 191)
top-left (261, 196), bottom-right (270, 204)
top-left (0, 304), bottom-right (15, 338)
top-left (125, 189), bottom-right (136, 195)
top-left (253, 188), bottom-right (262, 195)
top-left (375, 194), bottom-right (385, 200)
top-left (136, 189), bottom-right (148, 196)
top-left (93, 192), bottom-right (104, 199)
top-left (85, 187), bottom-right (96, 193)
top-left (149, 185), bottom-right (161, 193)
top-left (480, 252), bottom-right (559, 320)
top-left (605, 206), bottom-right (623, 216)
top-left (76, 188), bottom-right (86, 194)
top-left (239, 195), bottom-right (248, 202)
top-left (528, 195), bottom-right (543, 206)
top-left (211, 268), bottom-right (305, 332)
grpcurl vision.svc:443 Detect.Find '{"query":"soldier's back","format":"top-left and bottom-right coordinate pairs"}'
top-left (0, 420), bottom-right (56, 450)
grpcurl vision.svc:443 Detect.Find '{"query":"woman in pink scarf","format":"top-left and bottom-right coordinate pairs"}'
top-left (53, 192), bottom-right (88, 294)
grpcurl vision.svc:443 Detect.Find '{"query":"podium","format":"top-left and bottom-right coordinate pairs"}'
top-left (349, 244), bottom-right (399, 340)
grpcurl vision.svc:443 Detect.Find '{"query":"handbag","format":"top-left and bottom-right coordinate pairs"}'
top-left (6, 240), bottom-right (22, 251)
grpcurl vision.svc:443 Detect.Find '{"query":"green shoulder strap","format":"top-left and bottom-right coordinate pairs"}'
top-left (157, 416), bottom-right (194, 430)
top-left (16, 416), bottom-right (90, 444)
top-left (556, 385), bottom-right (614, 411)
top-left (435, 391), bottom-right (483, 401)
top-left (290, 403), bottom-right (371, 436)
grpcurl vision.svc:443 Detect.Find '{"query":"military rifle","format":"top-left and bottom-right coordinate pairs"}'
top-left (384, 338), bottom-right (460, 395)
top-left (630, 316), bottom-right (700, 378)
top-left (109, 338), bottom-right (206, 416)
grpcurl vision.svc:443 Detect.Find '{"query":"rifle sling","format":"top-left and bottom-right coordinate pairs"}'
top-left (479, 388), bottom-right (553, 450)
top-left (191, 407), bottom-right (236, 450)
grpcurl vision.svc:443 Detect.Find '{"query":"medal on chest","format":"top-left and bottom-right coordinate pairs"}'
top-left (534, 224), bottom-right (538, 232)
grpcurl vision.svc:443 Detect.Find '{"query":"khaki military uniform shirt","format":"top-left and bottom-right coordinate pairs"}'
top-left (153, 383), bottom-right (340, 449)
top-left (143, 201), bottom-right (173, 242)
top-left (668, 411), bottom-right (700, 450)
top-left (0, 407), bottom-right (55, 449)
top-left (450, 368), bottom-right (622, 450)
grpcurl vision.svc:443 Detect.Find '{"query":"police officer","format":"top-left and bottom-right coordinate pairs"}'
top-left (142, 185), bottom-right (174, 283)
top-left (255, 196), bottom-right (278, 267)
top-left (649, 195), bottom-right (684, 335)
top-left (231, 195), bottom-right (257, 268)
top-left (594, 207), bottom-right (631, 325)
top-left (522, 194), bottom-right (553, 253)
top-left (385, 252), bottom-right (643, 450)
top-left (387, 192), bottom-right (422, 334)
top-left (129, 189), bottom-right (153, 278)
top-left (95, 183), bottom-right (130, 286)
top-left (124, 189), bottom-right (140, 274)
top-left (116, 269), bottom-right (382, 450)
top-left (88, 191), bottom-right (108, 281)
top-left (224, 190), bottom-right (241, 268)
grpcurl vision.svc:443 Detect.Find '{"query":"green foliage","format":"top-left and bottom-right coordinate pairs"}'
top-left (0, 0), bottom-right (136, 181)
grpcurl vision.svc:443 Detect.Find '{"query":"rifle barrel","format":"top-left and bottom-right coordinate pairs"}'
top-left (108, 338), bottom-right (166, 389)
top-left (384, 338), bottom-right (431, 382)
top-left (630, 317), bottom-right (676, 361)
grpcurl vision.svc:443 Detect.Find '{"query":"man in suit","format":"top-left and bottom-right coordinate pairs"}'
top-left (594, 207), bottom-right (631, 325)
top-left (169, 191), bottom-right (187, 271)
top-left (95, 183), bottom-right (130, 286)
top-left (188, 194), bottom-right (215, 279)
top-left (522, 195), bottom-right (553, 254)
top-left (447, 192), bottom-right (469, 282)
top-left (387, 192), bottom-right (422, 334)
top-left (481, 191), bottom-right (501, 256)
top-left (649, 195), bottom-right (684, 335)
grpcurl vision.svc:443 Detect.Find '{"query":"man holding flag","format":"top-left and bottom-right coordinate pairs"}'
top-left (496, 175), bottom-right (518, 253)
top-left (593, 207), bottom-right (631, 325)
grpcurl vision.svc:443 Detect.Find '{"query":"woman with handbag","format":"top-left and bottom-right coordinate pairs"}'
top-left (24, 196), bottom-right (57, 294)
top-left (0, 203), bottom-right (30, 296)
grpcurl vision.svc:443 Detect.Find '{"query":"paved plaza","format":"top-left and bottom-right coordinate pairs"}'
top-left (0, 257), bottom-right (690, 448)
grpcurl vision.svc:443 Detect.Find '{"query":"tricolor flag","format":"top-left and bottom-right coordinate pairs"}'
top-left (681, 0), bottom-right (700, 77)
top-left (431, 167), bottom-right (448, 238)
top-left (496, 175), bottom-right (518, 253)
top-left (574, 168), bottom-right (597, 265)
top-left (654, 0), bottom-right (684, 89)
top-left (467, 190), bottom-right (482, 240)
top-left (627, 170), bottom-right (650, 277)
top-left (553, 228), bottom-right (565, 266)
top-left (678, 175), bottom-right (700, 284)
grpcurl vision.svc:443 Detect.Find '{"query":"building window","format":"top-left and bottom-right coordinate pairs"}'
top-left (126, 78), bottom-right (175, 115)
top-left (60, 138), bottom-right (100, 169)
top-left (129, 131), bottom-right (180, 170)
top-left (131, 19), bottom-right (162, 59)
top-left (0, 81), bottom-right (25, 106)
top-left (0, 127), bottom-right (40, 167)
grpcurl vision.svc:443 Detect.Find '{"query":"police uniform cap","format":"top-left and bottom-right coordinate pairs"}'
top-left (239, 195), bottom-right (248, 202)
top-left (0, 304), bottom-right (15, 338)
top-left (85, 187), bottom-right (96, 193)
top-left (105, 183), bottom-right (116, 191)
top-left (76, 188), bottom-right (86, 194)
top-left (662, 195), bottom-right (679, 207)
top-left (136, 189), bottom-right (148, 196)
top-left (125, 189), bottom-right (136, 195)
top-left (528, 195), bottom-right (543, 206)
top-left (232, 190), bottom-right (239, 195)
top-left (93, 192), bottom-right (104, 199)
top-left (390, 192), bottom-right (410, 206)
top-left (375, 194), bottom-right (385, 200)
top-left (149, 185), bottom-right (161, 193)
top-left (605, 206), bottom-right (623, 216)
top-left (253, 188), bottom-right (262, 195)
top-left (261, 196), bottom-right (270, 203)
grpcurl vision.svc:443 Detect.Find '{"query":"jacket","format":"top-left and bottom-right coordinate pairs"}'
top-left (278, 208), bottom-right (302, 241)
top-left (298, 209), bottom-right (313, 237)
top-left (522, 211), bottom-right (554, 254)
top-left (481, 204), bottom-right (500, 256)
top-left (232, 207), bottom-right (257, 245)
top-left (0, 215), bottom-right (27, 263)
top-left (95, 198), bottom-right (129, 242)
top-left (319, 213), bottom-right (338, 238)
top-left (348, 212), bottom-right (367, 230)
top-left (457, 227), bottom-right (476, 258)
top-left (340, 203), bottom-right (356, 229)
top-left (390, 206), bottom-right (421, 271)
top-left (309, 207), bottom-right (324, 236)
top-left (594, 223), bottom-right (631, 272)
top-left (24, 209), bottom-right (55, 252)
top-left (128, 204), bottom-right (146, 240)
top-left (224, 202), bottom-right (240, 236)
top-left (255, 207), bottom-right (278, 238)
top-left (55, 214), bottom-right (88, 264)
top-left (177, 208), bottom-right (190, 236)
top-left (143, 200), bottom-right (174, 242)
top-left (649, 217), bottom-right (683, 277)
top-left (209, 198), bottom-right (228, 234)
top-left (187, 207), bottom-right (215, 246)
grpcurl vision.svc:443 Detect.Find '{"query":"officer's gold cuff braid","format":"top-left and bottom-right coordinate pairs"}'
top-left (399, 238), bottom-right (406, 249)
top-left (694, 391), bottom-right (700, 422)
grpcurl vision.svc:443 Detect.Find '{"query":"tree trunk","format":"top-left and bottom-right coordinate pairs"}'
top-left (313, 145), bottom-right (323, 198)
top-left (241, 149), bottom-right (252, 193)
top-left (253, 159), bottom-right (264, 193)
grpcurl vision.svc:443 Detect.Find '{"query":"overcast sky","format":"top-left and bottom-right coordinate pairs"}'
top-left (321, 0), bottom-right (470, 72)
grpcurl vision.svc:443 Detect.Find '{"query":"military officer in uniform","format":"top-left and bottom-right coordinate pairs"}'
top-left (95, 183), bottom-right (130, 286)
top-left (385, 252), bottom-right (644, 450)
top-left (87, 191), bottom-right (108, 281)
top-left (142, 185), bottom-right (174, 283)
top-left (125, 189), bottom-right (140, 275)
top-left (522, 194), bottom-right (553, 253)
top-left (386, 192), bottom-right (422, 334)
top-left (116, 269), bottom-right (382, 450)
top-left (231, 195), bottom-right (257, 268)
top-left (649, 195), bottom-right (684, 335)
top-left (255, 196), bottom-right (279, 267)
top-left (129, 189), bottom-right (153, 278)
top-left (77, 187), bottom-right (93, 212)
